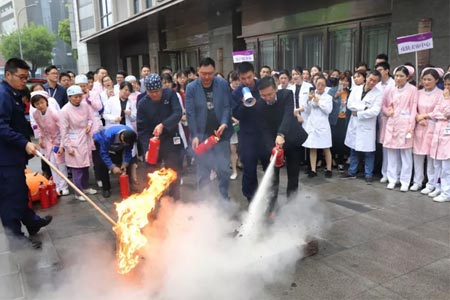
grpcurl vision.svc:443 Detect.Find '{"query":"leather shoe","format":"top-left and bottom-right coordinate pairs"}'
top-left (27, 215), bottom-right (53, 236)
top-left (102, 190), bottom-right (111, 198)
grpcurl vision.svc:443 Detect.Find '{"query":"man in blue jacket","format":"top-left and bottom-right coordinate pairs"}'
top-left (0, 58), bottom-right (52, 249)
top-left (93, 125), bottom-right (137, 198)
top-left (185, 57), bottom-right (233, 200)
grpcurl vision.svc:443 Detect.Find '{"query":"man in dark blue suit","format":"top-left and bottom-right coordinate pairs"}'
top-left (185, 57), bottom-right (233, 200)
top-left (232, 62), bottom-right (264, 201)
top-left (0, 58), bottom-right (52, 248)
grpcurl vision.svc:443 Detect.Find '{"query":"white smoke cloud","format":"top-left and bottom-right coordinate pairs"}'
top-left (32, 181), bottom-right (327, 300)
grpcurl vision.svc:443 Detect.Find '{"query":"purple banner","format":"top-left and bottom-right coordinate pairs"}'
top-left (396, 32), bottom-right (433, 44)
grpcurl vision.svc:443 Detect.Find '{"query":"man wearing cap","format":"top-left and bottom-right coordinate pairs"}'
top-left (0, 58), bottom-right (52, 249)
top-left (137, 74), bottom-right (183, 199)
top-left (185, 57), bottom-right (233, 200)
top-left (60, 85), bottom-right (97, 201)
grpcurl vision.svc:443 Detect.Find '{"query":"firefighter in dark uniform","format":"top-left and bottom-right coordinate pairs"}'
top-left (0, 58), bottom-right (52, 248)
top-left (136, 74), bottom-right (183, 199)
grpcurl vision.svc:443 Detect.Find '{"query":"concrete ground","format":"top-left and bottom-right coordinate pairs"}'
top-left (0, 156), bottom-right (449, 300)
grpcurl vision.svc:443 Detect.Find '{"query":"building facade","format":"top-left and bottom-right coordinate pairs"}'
top-left (73, 0), bottom-right (450, 76)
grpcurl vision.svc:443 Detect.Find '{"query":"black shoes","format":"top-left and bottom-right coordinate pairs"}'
top-left (325, 170), bottom-right (332, 178)
top-left (340, 173), bottom-right (357, 179)
top-left (365, 177), bottom-right (373, 184)
top-left (102, 190), bottom-right (111, 198)
top-left (27, 215), bottom-right (53, 236)
top-left (9, 235), bottom-right (42, 250)
top-left (307, 171), bottom-right (317, 178)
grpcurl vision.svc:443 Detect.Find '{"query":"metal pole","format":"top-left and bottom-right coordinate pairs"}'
top-left (35, 151), bottom-right (118, 226)
top-left (16, 3), bottom-right (38, 60)
top-left (415, 52), bottom-right (419, 87)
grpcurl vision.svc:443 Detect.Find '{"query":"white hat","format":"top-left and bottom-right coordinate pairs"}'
top-left (67, 85), bottom-right (83, 96)
top-left (124, 75), bottom-right (137, 82)
top-left (75, 74), bottom-right (88, 84)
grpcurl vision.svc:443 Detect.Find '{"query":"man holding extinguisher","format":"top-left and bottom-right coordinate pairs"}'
top-left (136, 74), bottom-right (183, 200)
top-left (92, 125), bottom-right (137, 198)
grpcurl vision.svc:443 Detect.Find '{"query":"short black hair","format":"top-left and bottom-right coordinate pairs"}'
top-left (161, 65), bottom-right (173, 73)
top-left (237, 62), bottom-right (254, 75)
top-left (141, 65), bottom-right (150, 71)
top-left (354, 70), bottom-right (367, 79)
top-left (116, 70), bottom-right (127, 77)
top-left (121, 130), bottom-right (137, 145)
top-left (228, 70), bottom-right (239, 82)
top-left (376, 53), bottom-right (389, 62)
top-left (67, 70), bottom-right (75, 77)
top-left (394, 66), bottom-right (410, 77)
top-left (119, 81), bottom-right (133, 91)
top-left (5, 58), bottom-right (30, 74)
top-left (161, 73), bottom-right (173, 83)
top-left (293, 66), bottom-right (303, 74)
top-left (258, 76), bottom-right (277, 90)
top-left (86, 72), bottom-right (94, 81)
top-left (199, 57), bottom-right (215, 69)
top-left (375, 62), bottom-right (390, 71)
top-left (278, 69), bottom-right (291, 80)
top-left (44, 65), bottom-right (58, 74)
top-left (356, 62), bottom-right (369, 70)
top-left (367, 70), bottom-right (382, 80)
top-left (260, 65), bottom-right (271, 72)
top-left (184, 66), bottom-right (196, 75)
top-left (59, 72), bottom-right (70, 80)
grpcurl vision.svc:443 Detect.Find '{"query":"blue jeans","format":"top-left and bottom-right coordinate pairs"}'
top-left (348, 149), bottom-right (375, 178)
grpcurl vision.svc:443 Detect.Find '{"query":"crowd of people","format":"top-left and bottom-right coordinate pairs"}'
top-left (1, 53), bottom-right (450, 248)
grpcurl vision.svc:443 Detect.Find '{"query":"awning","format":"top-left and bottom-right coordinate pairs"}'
top-left (80, 0), bottom-right (185, 42)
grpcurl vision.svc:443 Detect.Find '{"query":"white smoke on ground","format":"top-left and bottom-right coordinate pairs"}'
top-left (33, 168), bottom-right (327, 300)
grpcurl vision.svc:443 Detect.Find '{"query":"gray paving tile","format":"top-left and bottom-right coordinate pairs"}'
top-left (409, 216), bottom-right (450, 247)
top-left (22, 265), bottom-right (63, 300)
top-left (0, 234), bottom-right (10, 254)
top-left (46, 215), bottom-right (105, 240)
top-left (0, 252), bottom-right (19, 276)
top-left (349, 286), bottom-right (407, 300)
top-left (0, 273), bottom-right (24, 300)
top-left (382, 257), bottom-right (450, 300)
top-left (322, 229), bottom-right (449, 284)
top-left (13, 231), bottom-right (60, 273)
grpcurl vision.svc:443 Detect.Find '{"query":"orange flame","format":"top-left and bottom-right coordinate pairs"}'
top-left (113, 168), bottom-right (177, 275)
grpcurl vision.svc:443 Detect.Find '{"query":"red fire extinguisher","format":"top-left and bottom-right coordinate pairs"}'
top-left (39, 182), bottom-right (50, 209)
top-left (146, 135), bottom-right (160, 165)
top-left (194, 134), bottom-right (220, 156)
top-left (28, 190), bottom-right (33, 209)
top-left (271, 145), bottom-right (285, 168)
top-left (47, 178), bottom-right (58, 206)
top-left (119, 172), bottom-right (130, 199)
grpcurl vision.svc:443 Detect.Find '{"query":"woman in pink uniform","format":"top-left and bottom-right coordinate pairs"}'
top-left (428, 73), bottom-right (450, 202)
top-left (60, 85), bottom-right (96, 201)
top-left (411, 68), bottom-right (444, 193)
top-left (31, 91), bottom-right (69, 196)
top-left (382, 65), bottom-right (417, 191)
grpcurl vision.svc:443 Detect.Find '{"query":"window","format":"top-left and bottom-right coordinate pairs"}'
top-left (99, 0), bottom-right (112, 29)
top-left (329, 28), bottom-right (356, 72)
top-left (280, 36), bottom-right (298, 70)
top-left (303, 33), bottom-right (323, 70)
top-left (245, 40), bottom-right (258, 68)
top-left (259, 39), bottom-right (275, 70)
top-left (146, 0), bottom-right (153, 8)
top-left (362, 24), bottom-right (389, 68)
top-left (134, 0), bottom-right (140, 13)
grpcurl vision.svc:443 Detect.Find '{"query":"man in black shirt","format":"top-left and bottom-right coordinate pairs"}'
top-left (137, 74), bottom-right (183, 199)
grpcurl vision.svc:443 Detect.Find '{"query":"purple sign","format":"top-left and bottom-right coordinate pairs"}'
top-left (232, 49), bottom-right (254, 63)
top-left (396, 32), bottom-right (433, 54)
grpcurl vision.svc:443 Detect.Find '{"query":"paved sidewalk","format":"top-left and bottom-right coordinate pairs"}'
top-left (0, 157), bottom-right (449, 299)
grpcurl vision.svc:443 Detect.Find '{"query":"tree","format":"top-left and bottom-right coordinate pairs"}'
top-left (0, 24), bottom-right (56, 77)
top-left (58, 18), bottom-right (71, 47)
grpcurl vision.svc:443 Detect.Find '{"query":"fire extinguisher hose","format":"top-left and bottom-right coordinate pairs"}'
top-left (36, 151), bottom-right (117, 226)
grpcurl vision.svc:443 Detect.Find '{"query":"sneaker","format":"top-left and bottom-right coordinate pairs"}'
top-left (83, 188), bottom-right (97, 195)
top-left (433, 194), bottom-right (450, 202)
top-left (338, 164), bottom-right (345, 172)
top-left (307, 171), bottom-right (317, 178)
top-left (27, 215), bottom-right (53, 236)
top-left (230, 173), bottom-right (238, 180)
top-left (97, 180), bottom-right (103, 188)
top-left (428, 189), bottom-right (440, 198)
top-left (400, 184), bottom-right (409, 192)
top-left (325, 170), bottom-right (332, 178)
top-left (340, 173), bottom-right (356, 179)
top-left (365, 177), bottom-right (373, 184)
top-left (380, 177), bottom-right (388, 183)
top-left (102, 190), bottom-right (111, 198)
top-left (421, 187), bottom-right (434, 194)
top-left (386, 183), bottom-right (395, 190)
top-left (58, 188), bottom-right (70, 196)
top-left (409, 183), bottom-right (422, 191)
top-left (75, 195), bottom-right (85, 201)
